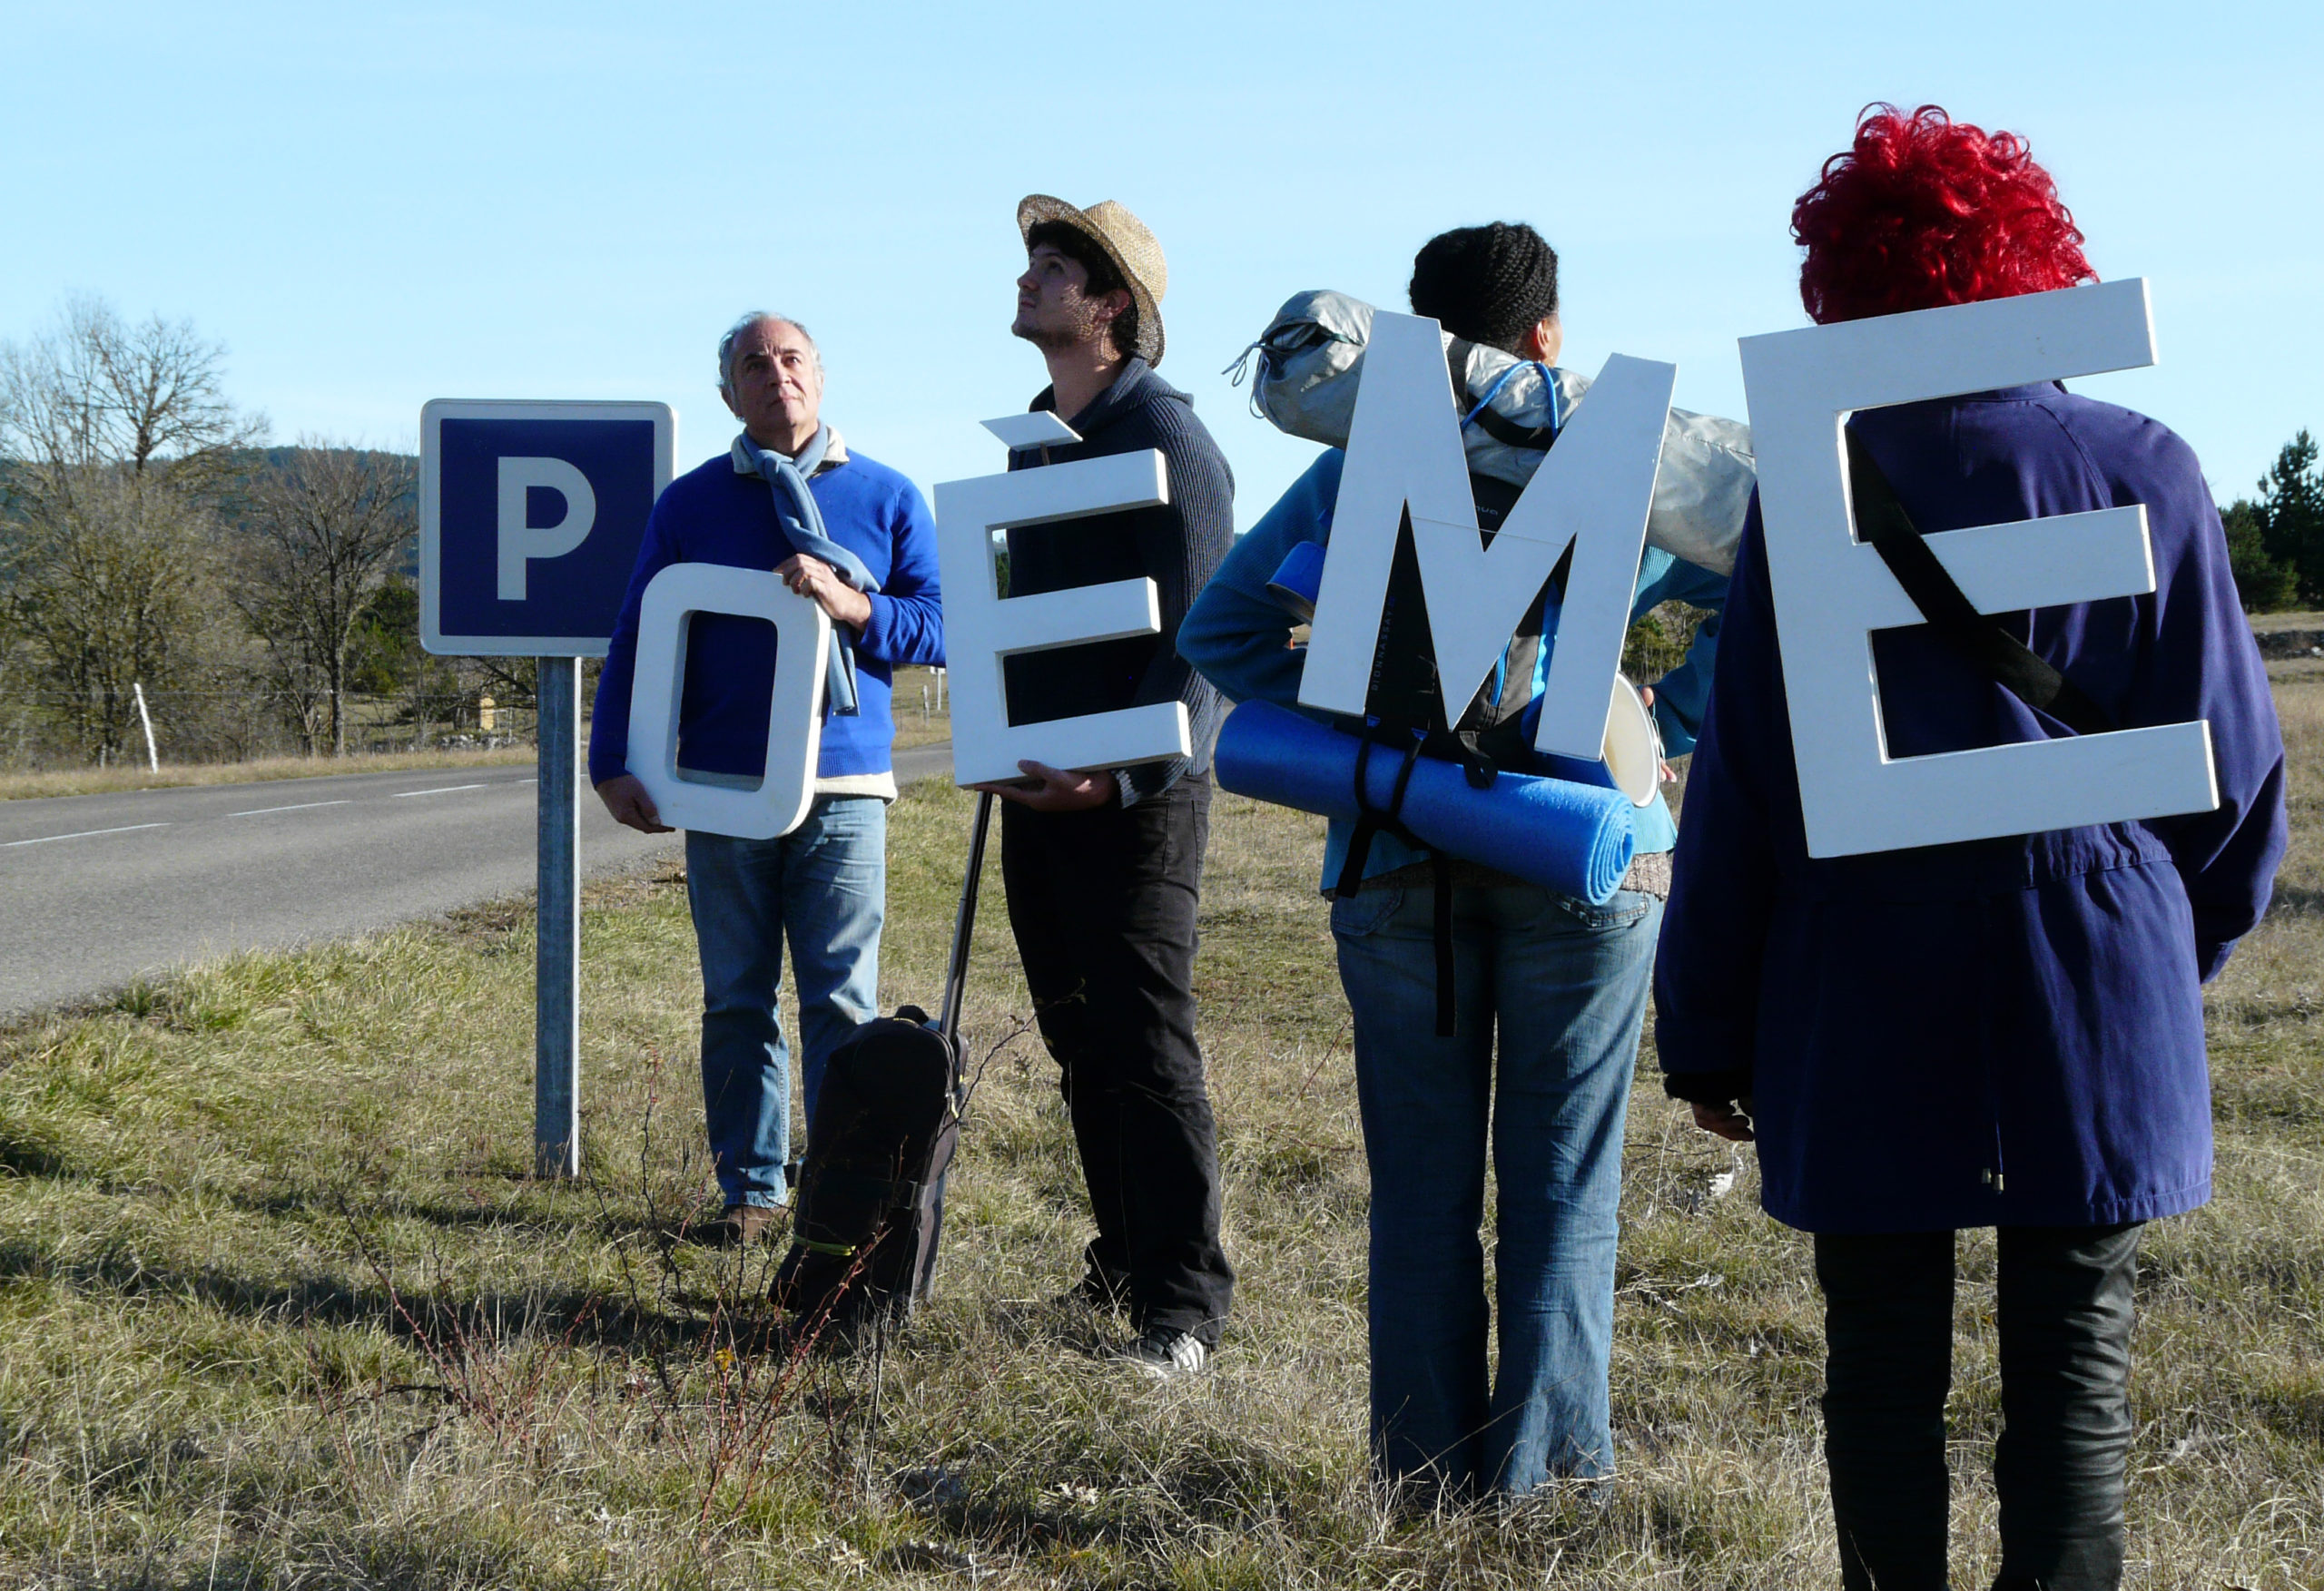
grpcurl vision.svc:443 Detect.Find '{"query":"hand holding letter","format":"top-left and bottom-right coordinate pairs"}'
top-left (596, 773), bottom-right (674, 834)
top-left (972, 760), bottom-right (1118, 812)
top-left (775, 554), bottom-right (872, 630)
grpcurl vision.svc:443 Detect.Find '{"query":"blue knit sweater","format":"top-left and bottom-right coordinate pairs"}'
top-left (587, 446), bottom-right (945, 787)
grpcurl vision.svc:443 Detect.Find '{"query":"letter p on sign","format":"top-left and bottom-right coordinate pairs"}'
top-left (497, 457), bottom-right (597, 600)
top-left (497, 455), bottom-right (599, 599)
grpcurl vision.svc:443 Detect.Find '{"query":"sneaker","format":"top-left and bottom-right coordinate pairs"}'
top-left (691, 1203), bottom-right (781, 1247)
top-left (1117, 1327), bottom-right (1209, 1379)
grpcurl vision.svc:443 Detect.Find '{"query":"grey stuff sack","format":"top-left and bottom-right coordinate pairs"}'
top-left (1226, 290), bottom-right (1755, 576)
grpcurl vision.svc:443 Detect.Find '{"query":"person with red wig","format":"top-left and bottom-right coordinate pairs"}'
top-left (1655, 105), bottom-right (2286, 1588)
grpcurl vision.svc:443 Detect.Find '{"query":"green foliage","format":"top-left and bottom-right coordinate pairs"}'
top-left (2251, 429), bottom-right (2324, 606)
top-left (346, 576), bottom-right (420, 694)
top-left (1621, 600), bottom-right (1709, 683)
top-left (2224, 500), bottom-right (2300, 613)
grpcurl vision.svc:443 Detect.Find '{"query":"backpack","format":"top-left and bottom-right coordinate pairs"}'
top-left (771, 792), bottom-right (994, 1339)
top-left (1225, 290), bottom-right (1756, 576)
top-left (1231, 292), bottom-right (1713, 1036)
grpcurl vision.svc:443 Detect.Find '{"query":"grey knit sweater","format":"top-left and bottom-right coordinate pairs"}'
top-left (1004, 358), bottom-right (1236, 805)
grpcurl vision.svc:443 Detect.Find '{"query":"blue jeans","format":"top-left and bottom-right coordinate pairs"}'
top-left (1330, 877), bottom-right (1662, 1496)
top-left (684, 795), bottom-right (886, 1210)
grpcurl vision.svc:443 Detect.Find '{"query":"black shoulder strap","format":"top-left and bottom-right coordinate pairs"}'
top-left (1846, 429), bottom-right (2112, 738)
top-left (1332, 732), bottom-right (1459, 1038)
top-left (937, 792), bottom-right (994, 1045)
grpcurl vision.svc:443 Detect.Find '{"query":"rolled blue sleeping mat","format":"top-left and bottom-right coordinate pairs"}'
top-left (1215, 699), bottom-right (1638, 904)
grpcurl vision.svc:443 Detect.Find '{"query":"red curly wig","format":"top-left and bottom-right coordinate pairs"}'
top-left (1793, 103), bottom-right (2094, 325)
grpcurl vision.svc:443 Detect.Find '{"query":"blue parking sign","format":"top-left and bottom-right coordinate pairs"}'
top-left (420, 399), bottom-right (675, 655)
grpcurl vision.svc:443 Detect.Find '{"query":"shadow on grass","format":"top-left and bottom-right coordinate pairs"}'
top-left (210, 1183), bottom-right (754, 1252)
top-left (0, 1232), bottom-right (742, 1357)
top-left (2269, 883), bottom-right (2324, 918)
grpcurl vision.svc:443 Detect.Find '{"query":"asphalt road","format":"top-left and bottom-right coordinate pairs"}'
top-left (0, 743), bottom-right (951, 1019)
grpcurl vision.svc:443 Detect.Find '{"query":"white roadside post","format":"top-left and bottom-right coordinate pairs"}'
top-left (421, 399), bottom-right (674, 1177)
top-left (131, 682), bottom-right (159, 772)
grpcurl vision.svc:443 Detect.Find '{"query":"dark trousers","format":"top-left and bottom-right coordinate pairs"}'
top-left (1000, 777), bottom-right (1235, 1346)
top-left (1813, 1223), bottom-right (2143, 1591)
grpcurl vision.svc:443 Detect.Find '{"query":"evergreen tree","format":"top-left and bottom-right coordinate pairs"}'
top-left (2253, 430), bottom-right (2324, 606)
top-left (2222, 500), bottom-right (2298, 612)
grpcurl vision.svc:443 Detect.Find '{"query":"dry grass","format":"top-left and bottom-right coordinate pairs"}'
top-left (0, 746), bottom-right (540, 802)
top-left (0, 674), bottom-right (2317, 1588)
top-left (890, 666), bottom-right (953, 752)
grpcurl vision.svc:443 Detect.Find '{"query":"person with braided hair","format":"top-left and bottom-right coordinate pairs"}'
top-left (1408, 220), bottom-right (1563, 359)
top-left (1182, 221), bottom-right (1728, 1497)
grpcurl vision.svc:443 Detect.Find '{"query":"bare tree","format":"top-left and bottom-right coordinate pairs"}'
top-left (0, 295), bottom-right (265, 485)
top-left (3, 470), bottom-right (231, 759)
top-left (229, 443), bottom-right (418, 755)
top-left (0, 296), bottom-right (266, 761)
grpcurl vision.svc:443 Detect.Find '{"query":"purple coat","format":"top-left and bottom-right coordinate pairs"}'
top-left (1654, 384), bottom-right (2287, 1233)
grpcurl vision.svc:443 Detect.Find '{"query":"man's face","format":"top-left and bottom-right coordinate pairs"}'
top-left (722, 318), bottom-right (823, 444)
top-left (1013, 243), bottom-right (1125, 354)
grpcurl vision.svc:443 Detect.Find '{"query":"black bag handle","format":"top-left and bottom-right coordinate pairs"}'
top-left (938, 791), bottom-right (994, 1043)
top-left (1846, 429), bottom-right (2113, 738)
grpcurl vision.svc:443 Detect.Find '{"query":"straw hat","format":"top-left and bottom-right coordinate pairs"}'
top-left (1017, 194), bottom-right (1167, 366)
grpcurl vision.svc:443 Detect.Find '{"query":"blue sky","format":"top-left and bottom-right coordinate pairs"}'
top-left (5, 1), bottom-right (2317, 518)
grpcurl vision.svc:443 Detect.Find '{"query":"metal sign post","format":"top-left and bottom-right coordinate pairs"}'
top-left (536, 656), bottom-right (582, 1176)
top-left (419, 399), bottom-right (675, 1179)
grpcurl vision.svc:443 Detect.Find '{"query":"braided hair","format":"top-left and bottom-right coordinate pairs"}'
top-left (1408, 221), bottom-right (1560, 353)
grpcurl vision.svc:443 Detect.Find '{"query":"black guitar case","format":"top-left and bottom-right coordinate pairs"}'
top-left (771, 791), bottom-right (994, 1335)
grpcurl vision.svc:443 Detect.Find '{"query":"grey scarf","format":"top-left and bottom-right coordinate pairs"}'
top-left (731, 425), bottom-right (880, 716)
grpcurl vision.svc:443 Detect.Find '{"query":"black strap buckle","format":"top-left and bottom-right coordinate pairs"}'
top-left (1334, 725), bottom-right (1461, 1037)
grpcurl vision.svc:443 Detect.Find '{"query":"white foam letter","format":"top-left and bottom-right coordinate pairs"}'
top-left (1738, 279), bottom-right (2216, 858)
top-left (1297, 311), bottom-right (1673, 761)
top-left (624, 563), bottom-right (828, 839)
top-left (497, 457), bottom-right (597, 600)
top-left (933, 419), bottom-right (1189, 788)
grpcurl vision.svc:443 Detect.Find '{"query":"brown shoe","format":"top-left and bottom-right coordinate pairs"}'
top-left (693, 1203), bottom-right (781, 1247)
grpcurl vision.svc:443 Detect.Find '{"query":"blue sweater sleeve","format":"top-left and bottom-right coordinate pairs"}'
top-left (586, 488), bottom-right (684, 786)
top-left (1177, 450), bottom-right (1344, 709)
top-left (857, 479), bottom-right (945, 668)
top-left (1630, 548), bottom-right (1729, 758)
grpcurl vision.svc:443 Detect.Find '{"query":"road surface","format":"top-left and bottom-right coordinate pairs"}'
top-left (0, 743), bottom-right (951, 1018)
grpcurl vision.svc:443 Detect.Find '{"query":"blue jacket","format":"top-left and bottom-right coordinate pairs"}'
top-left (1177, 447), bottom-right (1727, 892)
top-left (1653, 385), bottom-right (2288, 1233)
top-left (588, 444), bottom-right (945, 787)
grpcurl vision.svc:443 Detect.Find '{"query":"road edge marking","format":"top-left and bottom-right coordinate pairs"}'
top-left (4, 822), bottom-right (171, 848)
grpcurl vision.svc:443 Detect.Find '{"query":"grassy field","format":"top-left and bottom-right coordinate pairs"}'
top-left (889, 666), bottom-right (952, 752)
top-left (0, 669), bottom-right (2316, 1589)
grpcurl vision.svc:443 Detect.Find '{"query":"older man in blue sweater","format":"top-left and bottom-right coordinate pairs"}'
top-left (592, 312), bottom-right (944, 1245)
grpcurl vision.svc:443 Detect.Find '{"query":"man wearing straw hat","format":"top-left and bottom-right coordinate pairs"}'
top-left (970, 194), bottom-right (1236, 1376)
